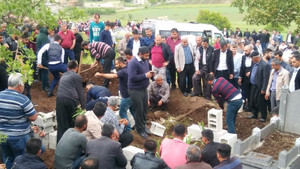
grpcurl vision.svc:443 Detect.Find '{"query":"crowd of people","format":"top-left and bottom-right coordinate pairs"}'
top-left (0, 12), bottom-right (300, 169)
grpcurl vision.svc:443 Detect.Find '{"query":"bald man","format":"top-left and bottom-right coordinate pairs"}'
top-left (149, 35), bottom-right (173, 80)
top-left (117, 32), bottom-right (131, 59)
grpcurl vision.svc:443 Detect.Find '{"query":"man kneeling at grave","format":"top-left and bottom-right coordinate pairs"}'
top-left (147, 74), bottom-right (170, 111)
top-left (131, 139), bottom-right (170, 169)
top-left (100, 96), bottom-right (133, 148)
top-left (13, 138), bottom-right (47, 169)
top-left (85, 81), bottom-right (111, 111)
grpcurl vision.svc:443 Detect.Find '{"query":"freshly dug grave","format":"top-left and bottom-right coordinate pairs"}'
top-left (30, 64), bottom-right (281, 168)
top-left (253, 130), bottom-right (299, 160)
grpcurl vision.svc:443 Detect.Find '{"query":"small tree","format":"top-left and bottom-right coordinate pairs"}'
top-left (196, 10), bottom-right (231, 31)
top-left (232, 0), bottom-right (300, 32)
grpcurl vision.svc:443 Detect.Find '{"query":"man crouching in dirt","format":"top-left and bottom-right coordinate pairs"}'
top-left (206, 74), bottom-right (243, 134)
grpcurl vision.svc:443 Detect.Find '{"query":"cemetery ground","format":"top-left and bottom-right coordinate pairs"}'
top-left (30, 64), bottom-right (298, 169)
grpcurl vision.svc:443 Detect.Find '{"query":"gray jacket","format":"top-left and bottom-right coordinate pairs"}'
top-left (147, 81), bottom-right (170, 103)
top-left (174, 43), bottom-right (196, 71)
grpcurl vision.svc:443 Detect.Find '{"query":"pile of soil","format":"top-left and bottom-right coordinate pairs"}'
top-left (31, 64), bottom-right (119, 113)
top-left (253, 131), bottom-right (299, 160)
top-left (30, 63), bottom-right (286, 168)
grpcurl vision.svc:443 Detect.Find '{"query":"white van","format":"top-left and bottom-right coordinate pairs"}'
top-left (141, 19), bottom-right (224, 44)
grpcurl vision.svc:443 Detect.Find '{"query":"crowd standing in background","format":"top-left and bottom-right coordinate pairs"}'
top-left (0, 13), bottom-right (299, 169)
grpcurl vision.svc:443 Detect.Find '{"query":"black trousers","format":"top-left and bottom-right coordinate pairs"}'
top-left (168, 62), bottom-right (178, 88)
top-left (179, 63), bottom-right (195, 93)
top-left (103, 49), bottom-right (115, 88)
top-left (119, 130), bottom-right (133, 148)
top-left (250, 85), bottom-right (268, 119)
top-left (149, 96), bottom-right (166, 109)
top-left (56, 97), bottom-right (77, 143)
top-left (129, 89), bottom-right (148, 133)
top-left (215, 70), bottom-right (230, 81)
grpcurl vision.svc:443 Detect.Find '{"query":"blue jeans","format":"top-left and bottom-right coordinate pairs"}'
top-left (1, 134), bottom-right (30, 169)
top-left (86, 97), bottom-right (108, 111)
top-left (72, 156), bottom-right (84, 169)
top-left (119, 97), bottom-right (135, 131)
top-left (49, 63), bottom-right (67, 93)
top-left (226, 99), bottom-right (243, 134)
top-left (64, 49), bottom-right (75, 64)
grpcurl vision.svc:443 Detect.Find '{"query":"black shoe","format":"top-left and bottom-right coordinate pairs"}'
top-left (42, 87), bottom-right (49, 93)
top-left (137, 131), bottom-right (148, 138)
top-left (259, 118), bottom-right (266, 122)
top-left (183, 92), bottom-right (189, 97)
top-left (248, 115), bottom-right (257, 119)
top-left (190, 92), bottom-right (200, 97)
top-left (47, 91), bottom-right (54, 97)
top-left (145, 127), bottom-right (152, 135)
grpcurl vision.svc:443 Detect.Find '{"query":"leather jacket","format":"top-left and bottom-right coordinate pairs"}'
top-left (131, 151), bottom-right (170, 169)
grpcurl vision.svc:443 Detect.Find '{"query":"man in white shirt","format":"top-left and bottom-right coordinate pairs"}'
top-left (289, 51), bottom-right (300, 92)
top-left (210, 40), bottom-right (234, 82)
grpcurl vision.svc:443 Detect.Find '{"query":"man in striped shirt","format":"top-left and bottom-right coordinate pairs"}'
top-left (206, 74), bottom-right (242, 134)
top-left (82, 41), bottom-right (115, 88)
top-left (0, 73), bottom-right (38, 169)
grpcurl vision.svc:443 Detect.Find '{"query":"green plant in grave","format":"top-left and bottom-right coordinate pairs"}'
top-left (73, 106), bottom-right (86, 118)
top-left (198, 121), bottom-right (205, 131)
top-left (156, 139), bottom-right (161, 158)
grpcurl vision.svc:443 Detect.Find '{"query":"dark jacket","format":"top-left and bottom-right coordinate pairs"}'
top-left (239, 55), bottom-right (254, 83)
top-left (252, 59), bottom-right (270, 92)
top-left (13, 153), bottom-right (47, 169)
top-left (210, 49), bottom-right (234, 75)
top-left (86, 136), bottom-right (127, 169)
top-left (57, 70), bottom-right (85, 108)
top-left (201, 141), bottom-right (220, 168)
top-left (126, 37), bottom-right (146, 50)
top-left (199, 45), bottom-right (214, 71)
top-left (244, 31), bottom-right (250, 39)
top-left (295, 70), bottom-right (300, 91)
top-left (0, 62), bottom-right (8, 92)
top-left (131, 151), bottom-right (170, 169)
top-left (149, 43), bottom-right (173, 62)
top-left (36, 28), bottom-right (49, 52)
top-left (74, 33), bottom-right (83, 55)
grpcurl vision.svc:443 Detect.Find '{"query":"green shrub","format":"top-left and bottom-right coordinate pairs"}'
top-left (264, 23), bottom-right (285, 32)
top-left (196, 10), bottom-right (231, 30)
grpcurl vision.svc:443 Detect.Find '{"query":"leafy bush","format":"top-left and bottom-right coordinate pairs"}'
top-left (264, 23), bottom-right (285, 33)
top-left (196, 10), bottom-right (231, 30)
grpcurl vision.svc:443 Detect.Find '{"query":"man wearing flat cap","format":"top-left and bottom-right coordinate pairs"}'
top-left (248, 51), bottom-right (270, 122)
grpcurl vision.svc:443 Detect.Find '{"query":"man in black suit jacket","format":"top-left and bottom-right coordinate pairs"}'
top-left (238, 45), bottom-right (254, 111)
top-left (223, 28), bottom-right (229, 38)
top-left (191, 37), bottom-right (214, 99)
top-left (86, 124), bottom-right (127, 169)
top-left (289, 51), bottom-right (300, 92)
top-left (244, 28), bottom-right (250, 39)
top-left (210, 40), bottom-right (234, 82)
top-left (235, 27), bottom-right (242, 38)
top-left (248, 51), bottom-right (270, 122)
top-left (200, 129), bottom-right (220, 168)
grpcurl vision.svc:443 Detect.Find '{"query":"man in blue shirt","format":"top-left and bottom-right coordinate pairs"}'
top-left (0, 73), bottom-right (38, 169)
top-left (143, 28), bottom-right (154, 47)
top-left (89, 13), bottom-right (105, 42)
top-left (95, 57), bottom-right (135, 130)
top-left (85, 82), bottom-right (111, 111)
top-left (128, 47), bottom-right (154, 138)
top-left (99, 22), bottom-right (113, 47)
